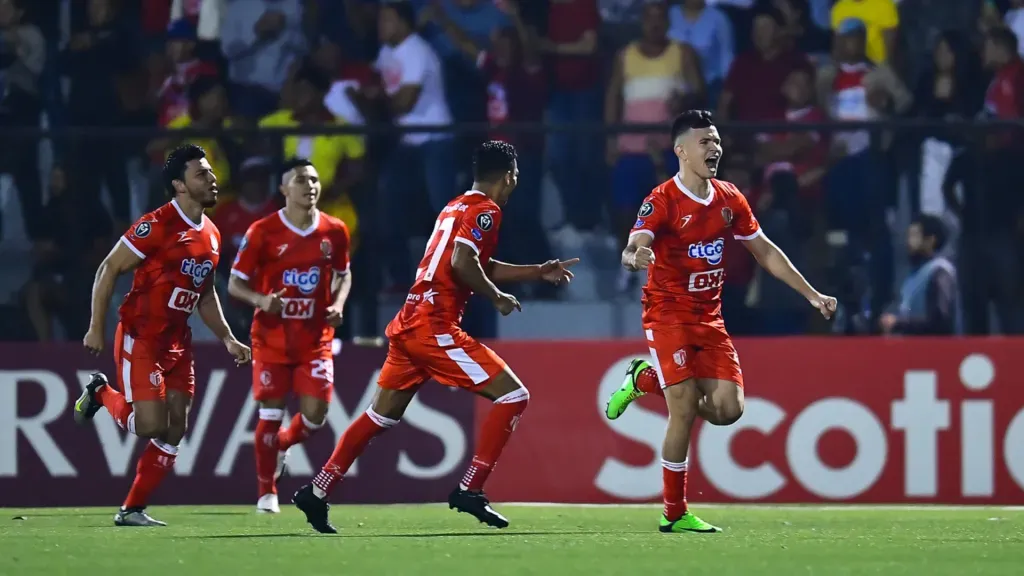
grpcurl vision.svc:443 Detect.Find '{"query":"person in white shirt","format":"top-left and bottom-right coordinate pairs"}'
top-left (374, 1), bottom-right (457, 289)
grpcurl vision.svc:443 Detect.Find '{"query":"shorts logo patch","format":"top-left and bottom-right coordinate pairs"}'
top-left (673, 349), bottom-right (686, 367)
top-left (638, 202), bottom-right (654, 218)
top-left (476, 212), bottom-right (494, 231)
top-left (471, 228), bottom-right (483, 241)
top-left (134, 222), bottom-right (152, 238)
top-left (149, 370), bottom-right (162, 387)
top-left (260, 370), bottom-right (272, 386)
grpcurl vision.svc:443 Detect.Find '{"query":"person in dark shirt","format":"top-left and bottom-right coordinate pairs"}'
top-left (879, 214), bottom-right (959, 335)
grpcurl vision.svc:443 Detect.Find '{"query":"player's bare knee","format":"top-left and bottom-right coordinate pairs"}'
top-left (260, 398), bottom-right (287, 410)
top-left (477, 369), bottom-right (525, 402)
top-left (133, 416), bottom-right (167, 439)
top-left (299, 398), bottom-right (329, 427)
top-left (371, 387), bottom-right (417, 421)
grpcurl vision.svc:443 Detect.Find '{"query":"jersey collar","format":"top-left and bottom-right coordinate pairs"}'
top-left (278, 208), bottom-right (321, 237)
top-left (673, 173), bottom-right (714, 207)
top-left (171, 198), bottom-right (204, 230)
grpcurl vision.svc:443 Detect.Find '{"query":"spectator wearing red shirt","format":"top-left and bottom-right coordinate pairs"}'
top-left (544, 0), bottom-right (603, 239)
top-left (214, 157), bottom-right (278, 272)
top-left (155, 19), bottom-right (218, 126)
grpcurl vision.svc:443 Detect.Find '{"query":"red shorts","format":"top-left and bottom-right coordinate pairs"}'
top-left (377, 328), bottom-right (507, 391)
top-left (113, 323), bottom-right (195, 403)
top-left (645, 321), bottom-right (743, 388)
top-left (252, 350), bottom-right (334, 402)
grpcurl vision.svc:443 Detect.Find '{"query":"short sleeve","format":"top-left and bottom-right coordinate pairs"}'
top-left (629, 192), bottom-right (670, 240)
top-left (400, 45), bottom-right (428, 86)
top-left (120, 216), bottom-right (164, 259)
top-left (230, 223), bottom-right (264, 281)
top-left (454, 204), bottom-right (501, 255)
top-left (730, 192), bottom-right (761, 241)
top-left (332, 223), bottom-right (352, 274)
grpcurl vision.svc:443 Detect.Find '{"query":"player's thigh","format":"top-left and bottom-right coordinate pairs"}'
top-left (375, 340), bottom-right (428, 420)
top-left (293, 354), bottom-right (335, 424)
top-left (163, 351), bottom-right (196, 445)
top-left (113, 327), bottom-right (165, 405)
top-left (644, 327), bottom-right (697, 390)
top-left (692, 328), bottom-right (744, 389)
top-left (417, 331), bottom-right (510, 395)
top-left (252, 355), bottom-right (293, 407)
top-left (696, 378), bottom-right (745, 425)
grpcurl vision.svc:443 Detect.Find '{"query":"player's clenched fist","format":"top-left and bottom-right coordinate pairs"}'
top-left (258, 288), bottom-right (286, 314)
top-left (493, 291), bottom-right (521, 316)
top-left (631, 246), bottom-right (655, 269)
top-left (223, 337), bottom-right (252, 365)
top-left (808, 292), bottom-right (838, 319)
top-left (82, 326), bottom-right (104, 355)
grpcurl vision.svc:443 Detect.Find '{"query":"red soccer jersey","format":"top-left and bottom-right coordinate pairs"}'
top-left (118, 200), bottom-right (222, 347)
top-left (386, 191), bottom-right (502, 337)
top-left (230, 209), bottom-right (351, 364)
top-left (630, 175), bottom-right (761, 327)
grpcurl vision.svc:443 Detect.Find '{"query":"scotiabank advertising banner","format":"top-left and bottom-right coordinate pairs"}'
top-left (2, 339), bottom-right (1024, 507)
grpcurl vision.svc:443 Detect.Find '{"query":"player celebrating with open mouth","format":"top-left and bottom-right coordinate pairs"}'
top-left (606, 110), bottom-right (837, 533)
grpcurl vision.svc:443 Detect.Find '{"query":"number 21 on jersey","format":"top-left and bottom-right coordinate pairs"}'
top-left (417, 217), bottom-right (455, 281)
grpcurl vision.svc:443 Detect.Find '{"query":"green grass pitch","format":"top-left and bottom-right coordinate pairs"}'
top-left (2, 504), bottom-right (1022, 575)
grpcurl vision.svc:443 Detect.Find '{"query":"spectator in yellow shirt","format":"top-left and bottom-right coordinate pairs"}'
top-left (831, 0), bottom-right (898, 64)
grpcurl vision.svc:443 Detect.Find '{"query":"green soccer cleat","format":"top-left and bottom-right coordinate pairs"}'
top-left (659, 512), bottom-right (722, 533)
top-left (605, 359), bottom-right (651, 420)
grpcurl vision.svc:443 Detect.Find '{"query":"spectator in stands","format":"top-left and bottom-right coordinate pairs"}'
top-left (1008, 0), bottom-right (1024, 57)
top-left (667, 0), bottom-right (734, 106)
top-left (64, 0), bottom-right (136, 230)
top-left (212, 156), bottom-right (277, 271)
top-left (830, 0), bottom-right (898, 64)
top-left (23, 166), bottom-right (113, 341)
top-left (544, 0), bottom-right (604, 246)
top-left (0, 0), bottom-right (45, 240)
top-left (879, 214), bottom-right (961, 335)
top-left (719, 7), bottom-right (810, 124)
top-left (607, 0), bottom-right (704, 292)
top-left (898, 0), bottom-right (981, 85)
top-left (374, 1), bottom-right (455, 289)
top-left (221, 0), bottom-right (306, 119)
top-left (154, 19), bottom-right (218, 127)
top-left (767, 0), bottom-right (831, 56)
top-left (315, 39), bottom-right (376, 126)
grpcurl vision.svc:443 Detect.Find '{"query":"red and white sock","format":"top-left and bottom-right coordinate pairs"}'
top-left (122, 439), bottom-right (178, 509)
top-left (311, 408), bottom-right (396, 498)
top-left (636, 365), bottom-right (665, 397)
top-left (255, 408), bottom-right (284, 497)
top-left (278, 413), bottom-right (322, 451)
top-left (662, 458), bottom-right (689, 521)
top-left (97, 385), bottom-right (135, 432)
top-left (460, 388), bottom-right (529, 492)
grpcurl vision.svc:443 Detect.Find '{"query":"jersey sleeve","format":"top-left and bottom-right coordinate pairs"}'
top-left (454, 204), bottom-right (501, 255)
top-left (230, 223), bottom-right (264, 281)
top-left (731, 191), bottom-right (762, 241)
top-left (332, 222), bottom-right (352, 274)
top-left (629, 192), bottom-right (670, 241)
top-left (120, 216), bottom-right (164, 259)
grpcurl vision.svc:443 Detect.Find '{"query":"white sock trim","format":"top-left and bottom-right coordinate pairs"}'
top-left (259, 408), bottom-right (285, 421)
top-left (661, 458), bottom-right (688, 472)
top-left (365, 407), bottom-right (399, 428)
top-left (301, 413), bottom-right (324, 430)
top-left (494, 387), bottom-right (530, 404)
top-left (151, 439), bottom-right (179, 456)
top-left (126, 412), bottom-right (136, 435)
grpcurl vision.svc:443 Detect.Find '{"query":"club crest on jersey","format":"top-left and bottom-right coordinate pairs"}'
top-left (321, 239), bottom-right (332, 259)
top-left (180, 258), bottom-right (213, 287)
top-left (638, 202), bottom-right (654, 217)
top-left (283, 266), bottom-right (321, 295)
top-left (721, 207), bottom-right (733, 227)
top-left (688, 238), bottom-right (725, 265)
top-left (476, 212), bottom-right (494, 231)
top-left (134, 221), bottom-right (152, 238)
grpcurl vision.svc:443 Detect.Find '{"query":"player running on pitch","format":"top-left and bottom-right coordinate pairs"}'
top-left (228, 158), bottom-right (352, 514)
top-left (74, 144), bottom-right (251, 527)
top-left (606, 110), bottom-right (836, 533)
top-left (293, 141), bottom-right (579, 534)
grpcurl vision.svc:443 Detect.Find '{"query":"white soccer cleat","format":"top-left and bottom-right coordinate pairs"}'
top-left (275, 448), bottom-right (290, 482)
top-left (114, 507), bottom-right (166, 527)
top-left (257, 493), bottom-right (281, 514)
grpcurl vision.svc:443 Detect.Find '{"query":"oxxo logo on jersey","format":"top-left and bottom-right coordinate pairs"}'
top-left (167, 287), bottom-right (200, 312)
top-left (283, 266), bottom-right (321, 295)
top-left (180, 258), bottom-right (213, 287)
top-left (688, 238), bottom-right (724, 265)
top-left (281, 298), bottom-right (315, 319)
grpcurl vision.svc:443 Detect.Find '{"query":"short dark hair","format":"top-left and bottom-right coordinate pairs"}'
top-left (384, 1), bottom-right (416, 30)
top-left (754, 6), bottom-right (785, 27)
top-left (294, 60), bottom-right (332, 94)
top-left (913, 213), bottom-right (948, 252)
top-left (280, 157), bottom-right (314, 181)
top-left (163, 144), bottom-right (207, 196)
top-left (671, 110), bottom-right (715, 142)
top-left (473, 140), bottom-right (518, 182)
top-left (988, 26), bottom-right (1019, 55)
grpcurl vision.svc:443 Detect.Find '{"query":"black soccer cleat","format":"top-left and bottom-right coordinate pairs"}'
top-left (73, 372), bottom-right (109, 425)
top-left (448, 488), bottom-right (509, 529)
top-left (293, 484), bottom-right (337, 534)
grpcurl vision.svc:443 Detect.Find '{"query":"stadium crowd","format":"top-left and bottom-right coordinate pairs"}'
top-left (0, 0), bottom-right (1021, 341)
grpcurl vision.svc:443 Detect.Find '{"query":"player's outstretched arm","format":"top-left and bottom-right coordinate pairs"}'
top-left (83, 241), bottom-right (144, 354)
top-left (451, 243), bottom-right (521, 316)
top-left (621, 232), bottom-right (655, 272)
top-left (742, 232), bottom-right (837, 319)
top-left (487, 259), bottom-right (579, 285)
top-left (199, 274), bottom-right (251, 364)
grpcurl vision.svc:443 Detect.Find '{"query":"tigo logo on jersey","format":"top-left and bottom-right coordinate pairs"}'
top-left (283, 267), bottom-right (321, 295)
top-left (688, 238), bottom-right (724, 265)
top-left (167, 287), bottom-right (201, 312)
top-left (281, 298), bottom-right (315, 319)
top-left (180, 258), bottom-right (213, 287)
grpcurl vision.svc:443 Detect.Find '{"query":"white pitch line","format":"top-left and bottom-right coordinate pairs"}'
top-left (503, 503), bottom-right (1024, 511)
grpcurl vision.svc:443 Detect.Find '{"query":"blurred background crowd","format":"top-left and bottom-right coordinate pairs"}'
top-left (0, 0), bottom-right (1021, 343)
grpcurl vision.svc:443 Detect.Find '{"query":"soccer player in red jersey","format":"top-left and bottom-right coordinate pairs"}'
top-left (605, 111), bottom-right (837, 533)
top-left (292, 141), bottom-right (578, 534)
top-left (227, 158), bottom-right (353, 514)
top-left (73, 144), bottom-right (252, 526)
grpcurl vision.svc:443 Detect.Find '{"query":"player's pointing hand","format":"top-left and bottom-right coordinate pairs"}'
top-left (809, 293), bottom-right (838, 320)
top-left (493, 291), bottom-right (521, 316)
top-left (540, 258), bottom-right (580, 285)
top-left (632, 246), bottom-right (655, 269)
top-left (259, 289), bottom-right (287, 314)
